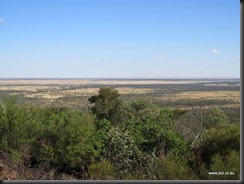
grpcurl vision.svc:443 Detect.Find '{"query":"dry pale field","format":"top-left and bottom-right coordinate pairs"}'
top-left (169, 91), bottom-right (240, 100)
top-left (0, 86), bottom-right (60, 92)
top-left (0, 79), bottom-right (217, 98)
top-left (157, 90), bottom-right (240, 109)
top-left (2, 86), bottom-right (156, 98)
top-left (0, 79), bottom-right (240, 109)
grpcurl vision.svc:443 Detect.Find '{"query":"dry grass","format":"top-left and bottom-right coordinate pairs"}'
top-left (0, 157), bottom-right (72, 180)
top-left (59, 87), bottom-right (155, 96)
top-left (59, 88), bottom-right (100, 96)
top-left (0, 86), bottom-right (60, 92)
top-left (25, 93), bottom-right (63, 100)
top-left (157, 90), bottom-right (240, 109)
top-left (116, 87), bottom-right (155, 94)
top-left (11, 87), bottom-right (155, 103)
top-left (158, 91), bottom-right (240, 102)
top-left (0, 80), bottom-right (240, 109)
top-left (176, 91), bottom-right (240, 99)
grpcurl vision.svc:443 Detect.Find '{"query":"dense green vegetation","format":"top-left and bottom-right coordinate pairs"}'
top-left (0, 87), bottom-right (240, 180)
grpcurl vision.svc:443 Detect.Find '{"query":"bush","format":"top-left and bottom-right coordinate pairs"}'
top-left (30, 110), bottom-right (97, 178)
top-left (204, 106), bottom-right (228, 128)
top-left (150, 153), bottom-right (197, 180)
top-left (198, 124), bottom-right (240, 169)
top-left (209, 150), bottom-right (240, 180)
top-left (88, 159), bottom-right (115, 180)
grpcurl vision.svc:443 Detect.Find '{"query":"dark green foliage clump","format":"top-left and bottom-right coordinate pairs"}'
top-left (0, 88), bottom-right (240, 180)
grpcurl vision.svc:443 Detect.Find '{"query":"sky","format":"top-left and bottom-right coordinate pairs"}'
top-left (0, 0), bottom-right (240, 78)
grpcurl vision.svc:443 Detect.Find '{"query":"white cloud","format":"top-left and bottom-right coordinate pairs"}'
top-left (211, 48), bottom-right (221, 54)
top-left (0, 18), bottom-right (6, 24)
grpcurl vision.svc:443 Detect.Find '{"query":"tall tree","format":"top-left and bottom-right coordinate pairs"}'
top-left (88, 87), bottom-right (123, 124)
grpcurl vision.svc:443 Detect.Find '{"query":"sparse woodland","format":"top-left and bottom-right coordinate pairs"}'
top-left (0, 87), bottom-right (240, 180)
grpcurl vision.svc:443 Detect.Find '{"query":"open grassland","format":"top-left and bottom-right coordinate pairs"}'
top-left (159, 91), bottom-right (240, 105)
top-left (0, 79), bottom-right (240, 109)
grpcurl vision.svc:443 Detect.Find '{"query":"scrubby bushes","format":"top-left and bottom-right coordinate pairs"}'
top-left (0, 88), bottom-right (240, 180)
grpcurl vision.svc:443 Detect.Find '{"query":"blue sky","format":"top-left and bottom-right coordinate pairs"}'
top-left (0, 0), bottom-right (240, 78)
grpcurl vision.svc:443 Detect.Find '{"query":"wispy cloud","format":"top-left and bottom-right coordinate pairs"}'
top-left (211, 48), bottom-right (221, 54)
top-left (0, 18), bottom-right (6, 24)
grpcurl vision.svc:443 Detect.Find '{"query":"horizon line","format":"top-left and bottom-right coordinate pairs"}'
top-left (0, 77), bottom-right (240, 80)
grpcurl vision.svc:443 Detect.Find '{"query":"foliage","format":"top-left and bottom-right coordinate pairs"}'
top-left (88, 87), bottom-right (123, 123)
top-left (0, 88), bottom-right (240, 180)
top-left (91, 118), bottom-right (112, 158)
top-left (0, 97), bottom-right (37, 164)
top-left (199, 124), bottom-right (240, 167)
top-left (30, 109), bottom-right (97, 178)
top-left (173, 108), bottom-right (202, 143)
top-left (88, 159), bottom-right (115, 180)
top-left (128, 103), bottom-right (187, 155)
top-left (209, 150), bottom-right (240, 180)
top-left (204, 106), bottom-right (228, 128)
top-left (105, 126), bottom-right (137, 178)
top-left (150, 153), bottom-right (198, 180)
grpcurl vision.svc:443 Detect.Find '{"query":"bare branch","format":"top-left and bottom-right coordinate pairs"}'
top-left (191, 106), bottom-right (204, 148)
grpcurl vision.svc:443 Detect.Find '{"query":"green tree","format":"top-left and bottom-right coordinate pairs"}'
top-left (128, 103), bottom-right (187, 156)
top-left (129, 98), bottom-right (160, 119)
top-left (0, 97), bottom-right (37, 164)
top-left (105, 126), bottom-right (139, 178)
top-left (91, 118), bottom-right (112, 159)
top-left (198, 124), bottom-right (240, 168)
top-left (30, 109), bottom-right (97, 179)
top-left (209, 150), bottom-right (240, 180)
top-left (150, 153), bottom-right (198, 180)
top-left (204, 106), bottom-right (228, 128)
top-left (88, 87), bottom-right (124, 124)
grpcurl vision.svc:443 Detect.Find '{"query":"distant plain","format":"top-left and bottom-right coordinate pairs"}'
top-left (0, 78), bottom-right (240, 110)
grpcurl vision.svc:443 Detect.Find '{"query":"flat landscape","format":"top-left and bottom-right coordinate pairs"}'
top-left (0, 78), bottom-right (240, 109)
top-left (0, 0), bottom-right (240, 180)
